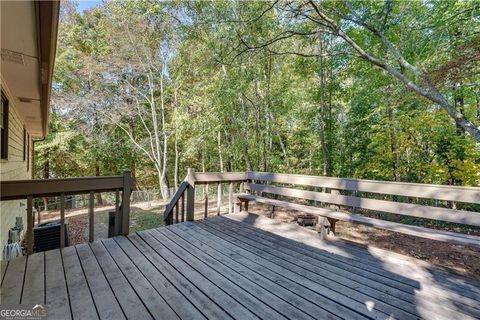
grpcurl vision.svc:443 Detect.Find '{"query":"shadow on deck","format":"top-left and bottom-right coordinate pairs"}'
top-left (1, 213), bottom-right (479, 320)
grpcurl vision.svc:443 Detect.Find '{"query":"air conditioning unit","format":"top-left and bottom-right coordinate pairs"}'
top-left (34, 220), bottom-right (69, 252)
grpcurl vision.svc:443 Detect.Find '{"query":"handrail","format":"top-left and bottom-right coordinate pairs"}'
top-left (163, 169), bottom-right (249, 225)
top-left (163, 181), bottom-right (189, 224)
top-left (0, 170), bottom-right (134, 254)
top-left (0, 175), bottom-right (133, 201)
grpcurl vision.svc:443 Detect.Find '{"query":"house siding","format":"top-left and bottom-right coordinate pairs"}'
top-left (1, 99), bottom-right (32, 259)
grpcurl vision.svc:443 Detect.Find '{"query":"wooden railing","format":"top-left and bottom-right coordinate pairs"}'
top-left (163, 169), bottom-right (247, 225)
top-left (164, 169), bottom-right (480, 246)
top-left (1, 170), bottom-right (134, 254)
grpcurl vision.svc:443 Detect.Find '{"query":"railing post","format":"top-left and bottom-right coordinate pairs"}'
top-left (122, 169), bottom-right (132, 235)
top-left (60, 193), bottom-right (65, 248)
top-left (204, 183), bottom-right (209, 218)
top-left (26, 195), bottom-right (33, 255)
top-left (186, 168), bottom-right (195, 221)
top-left (115, 189), bottom-right (121, 236)
top-left (217, 183), bottom-right (222, 215)
top-left (89, 191), bottom-right (94, 242)
top-left (228, 182), bottom-right (233, 214)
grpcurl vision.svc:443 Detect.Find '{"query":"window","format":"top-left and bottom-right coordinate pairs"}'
top-left (1, 92), bottom-right (8, 159)
top-left (27, 134), bottom-right (30, 171)
top-left (23, 128), bottom-right (27, 161)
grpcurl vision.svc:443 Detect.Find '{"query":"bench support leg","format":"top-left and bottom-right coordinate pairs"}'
top-left (234, 201), bottom-right (241, 214)
top-left (317, 217), bottom-right (331, 240)
top-left (327, 218), bottom-right (338, 235)
top-left (244, 201), bottom-right (249, 212)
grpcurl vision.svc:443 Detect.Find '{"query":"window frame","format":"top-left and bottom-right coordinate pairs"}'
top-left (1, 92), bottom-right (9, 160)
top-left (23, 127), bottom-right (27, 161)
top-left (27, 134), bottom-right (30, 171)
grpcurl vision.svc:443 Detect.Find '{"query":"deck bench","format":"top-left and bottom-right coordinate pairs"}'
top-left (234, 172), bottom-right (480, 248)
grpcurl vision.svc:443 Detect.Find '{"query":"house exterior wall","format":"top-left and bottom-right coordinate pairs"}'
top-left (0, 95), bottom-right (32, 259)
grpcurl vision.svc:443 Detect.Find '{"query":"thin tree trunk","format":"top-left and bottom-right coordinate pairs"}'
top-left (217, 131), bottom-right (224, 172)
top-left (95, 164), bottom-right (103, 205)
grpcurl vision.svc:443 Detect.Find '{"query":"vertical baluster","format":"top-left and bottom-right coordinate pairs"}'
top-left (115, 189), bottom-right (120, 236)
top-left (186, 168), bottom-right (195, 221)
top-left (228, 182), bottom-right (233, 214)
top-left (204, 183), bottom-right (209, 218)
top-left (217, 183), bottom-right (221, 216)
top-left (181, 194), bottom-right (185, 222)
top-left (89, 191), bottom-right (94, 242)
top-left (27, 195), bottom-right (33, 255)
top-left (122, 170), bottom-right (132, 235)
top-left (60, 193), bottom-right (65, 248)
top-left (175, 202), bottom-right (179, 224)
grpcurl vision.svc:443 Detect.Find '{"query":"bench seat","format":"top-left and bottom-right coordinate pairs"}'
top-left (236, 193), bottom-right (480, 248)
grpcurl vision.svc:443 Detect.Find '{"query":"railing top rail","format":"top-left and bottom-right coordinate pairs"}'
top-left (1, 174), bottom-right (135, 201)
top-left (247, 172), bottom-right (480, 203)
top-left (193, 172), bottom-right (247, 184)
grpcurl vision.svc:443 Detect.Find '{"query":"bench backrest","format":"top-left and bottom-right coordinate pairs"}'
top-left (245, 172), bottom-right (480, 227)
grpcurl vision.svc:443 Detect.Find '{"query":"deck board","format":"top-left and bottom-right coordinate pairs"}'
top-left (1, 213), bottom-right (479, 320)
top-left (155, 227), bottom-right (315, 320)
top-left (101, 237), bottom-right (178, 320)
top-left (89, 241), bottom-right (152, 320)
top-left (0, 255), bottom-right (26, 304)
top-left (199, 219), bottom-right (417, 319)
top-left (21, 251), bottom-right (44, 305)
top-left (45, 249), bottom-right (71, 320)
top-left (76, 243), bottom-right (125, 320)
top-left (63, 245), bottom-right (99, 320)
top-left (128, 233), bottom-right (231, 320)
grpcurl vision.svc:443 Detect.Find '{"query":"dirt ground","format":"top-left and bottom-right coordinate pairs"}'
top-left (35, 200), bottom-right (480, 279)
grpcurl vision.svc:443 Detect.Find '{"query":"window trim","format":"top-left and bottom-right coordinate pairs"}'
top-left (1, 92), bottom-right (8, 160)
top-left (27, 134), bottom-right (30, 171)
top-left (23, 127), bottom-right (27, 161)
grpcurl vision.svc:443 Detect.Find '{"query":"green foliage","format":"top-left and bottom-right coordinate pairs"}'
top-left (38, 0), bottom-right (480, 189)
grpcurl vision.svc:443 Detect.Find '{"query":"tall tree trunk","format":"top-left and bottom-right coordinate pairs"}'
top-left (217, 131), bottom-right (224, 172)
top-left (318, 31), bottom-right (330, 176)
top-left (387, 103), bottom-right (400, 181)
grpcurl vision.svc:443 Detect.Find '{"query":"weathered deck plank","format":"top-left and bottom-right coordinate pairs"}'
top-left (166, 226), bottom-right (341, 319)
top-left (113, 235), bottom-right (204, 320)
top-left (200, 218), bottom-right (418, 319)
top-left (145, 229), bottom-right (287, 320)
top-left (76, 243), bottom-right (126, 320)
top-left (62, 245), bottom-right (99, 320)
top-left (135, 230), bottom-right (259, 320)
top-left (174, 222), bottom-right (365, 320)
top-left (151, 227), bottom-right (311, 320)
top-left (21, 251), bottom-right (44, 305)
top-left (0, 255), bottom-right (26, 304)
top-left (128, 233), bottom-right (233, 320)
top-left (1, 214), bottom-right (479, 320)
top-left (45, 249), bottom-right (71, 320)
top-left (101, 237), bottom-right (179, 320)
top-left (223, 213), bottom-right (480, 306)
top-left (89, 241), bottom-right (153, 320)
top-left (0, 259), bottom-right (8, 286)
top-left (206, 217), bottom-right (479, 320)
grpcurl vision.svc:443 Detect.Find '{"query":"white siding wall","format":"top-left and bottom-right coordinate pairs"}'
top-left (0, 100), bottom-right (32, 258)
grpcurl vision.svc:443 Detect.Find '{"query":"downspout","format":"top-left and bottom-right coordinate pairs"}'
top-left (31, 137), bottom-right (45, 179)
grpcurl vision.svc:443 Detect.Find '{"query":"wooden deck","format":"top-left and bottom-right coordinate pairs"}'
top-left (1, 213), bottom-right (480, 320)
